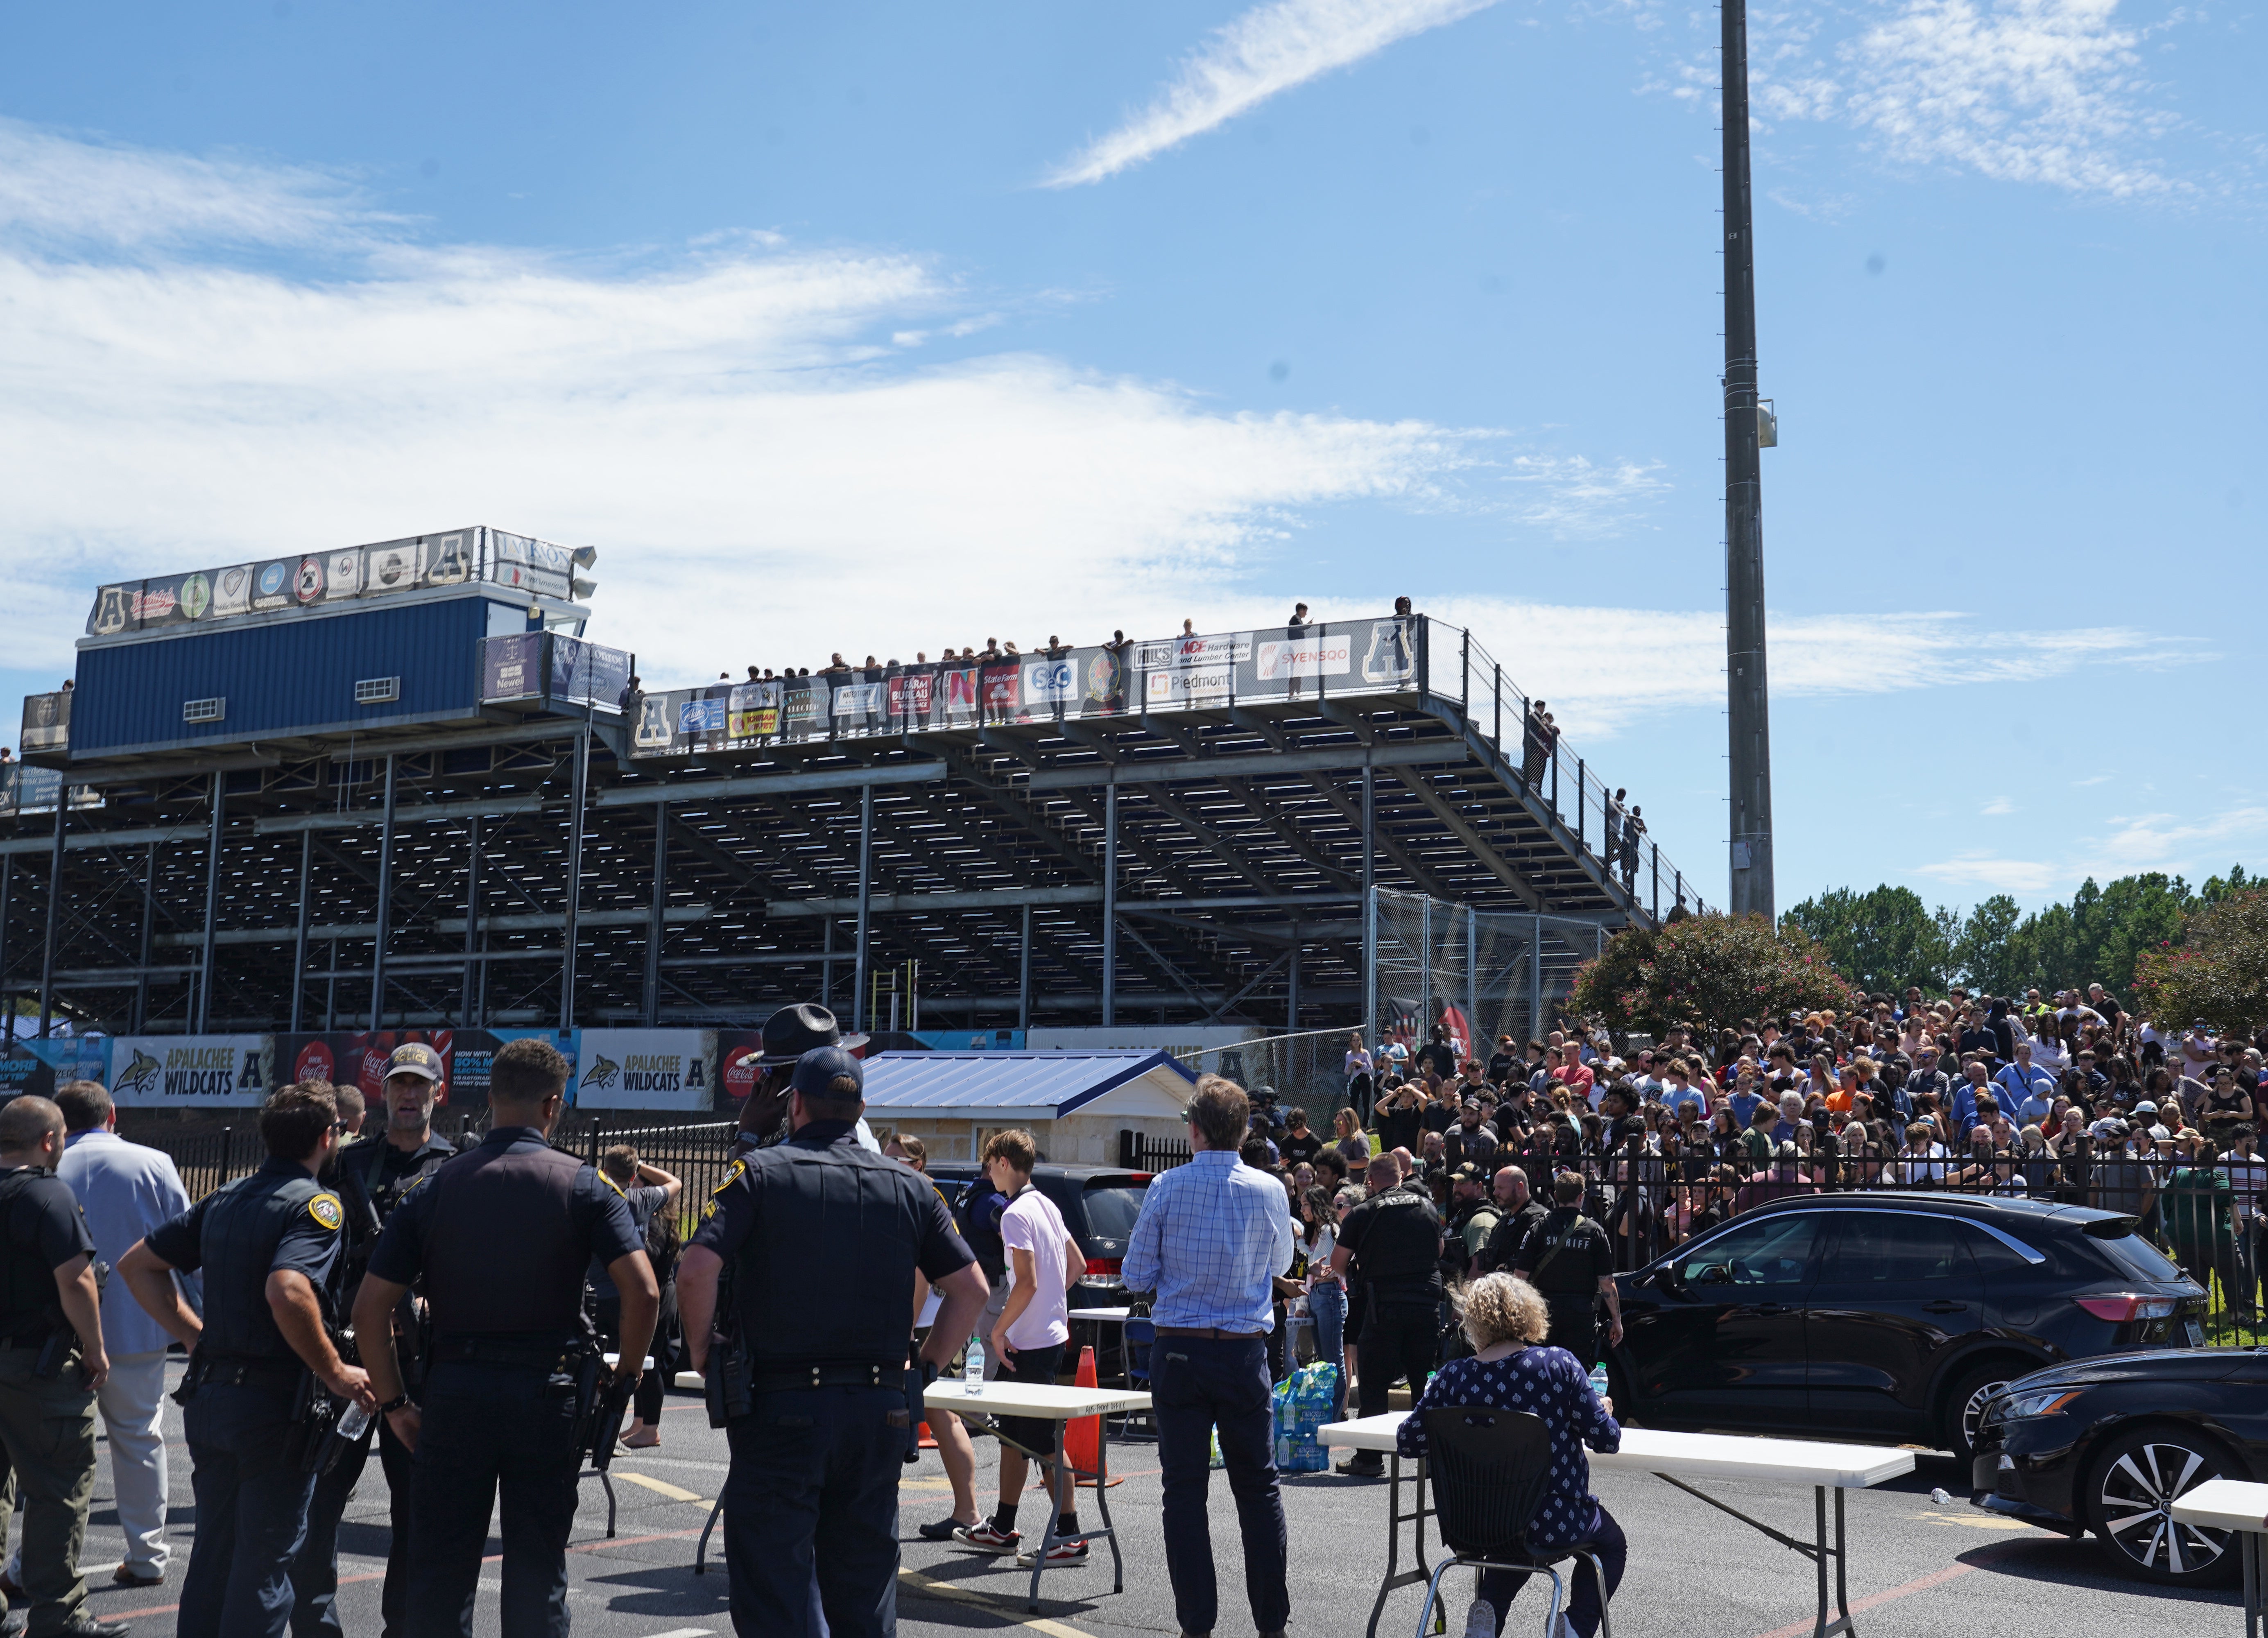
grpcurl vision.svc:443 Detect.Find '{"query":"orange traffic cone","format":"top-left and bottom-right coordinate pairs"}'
top-left (1067, 1345), bottom-right (1102, 1486)
top-left (917, 1420), bottom-right (937, 1450)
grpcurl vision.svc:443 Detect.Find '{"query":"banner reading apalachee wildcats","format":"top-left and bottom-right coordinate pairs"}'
top-left (109, 1036), bottom-right (270, 1106)
top-left (571, 1030), bottom-right (714, 1111)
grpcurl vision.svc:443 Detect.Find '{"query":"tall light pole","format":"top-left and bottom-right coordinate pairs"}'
top-left (1722, 0), bottom-right (1775, 919)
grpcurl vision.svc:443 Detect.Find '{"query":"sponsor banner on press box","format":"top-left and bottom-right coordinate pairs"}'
top-left (1256, 633), bottom-right (1352, 680)
top-left (572, 1030), bottom-right (714, 1111)
top-left (109, 1036), bottom-right (270, 1106)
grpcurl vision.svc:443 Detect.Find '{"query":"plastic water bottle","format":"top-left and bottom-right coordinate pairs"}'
top-left (963, 1336), bottom-right (985, 1396)
top-left (336, 1401), bottom-right (373, 1442)
top-left (1588, 1364), bottom-right (1610, 1402)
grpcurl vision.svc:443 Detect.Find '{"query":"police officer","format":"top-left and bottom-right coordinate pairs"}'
top-left (1511, 1170), bottom-right (1623, 1369)
top-left (291, 1046), bottom-right (458, 1637)
top-left (1478, 1165), bottom-right (1547, 1275)
top-left (119, 1083), bottom-right (371, 1638)
top-left (0, 1095), bottom-right (122, 1638)
top-left (350, 1037), bottom-right (653, 1638)
top-left (727, 1003), bottom-right (874, 1157)
top-left (677, 1047), bottom-right (988, 1638)
top-left (1328, 1152), bottom-right (1444, 1478)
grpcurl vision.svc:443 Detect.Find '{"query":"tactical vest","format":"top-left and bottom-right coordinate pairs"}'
top-left (1350, 1186), bottom-right (1442, 1303)
top-left (729, 1136), bottom-right (933, 1372)
top-left (0, 1169), bottom-right (68, 1343)
top-left (1525, 1207), bottom-right (1606, 1301)
top-left (199, 1162), bottom-right (333, 1362)
top-left (422, 1140), bottom-right (590, 1339)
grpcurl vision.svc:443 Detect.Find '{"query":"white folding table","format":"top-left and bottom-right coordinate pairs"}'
top-left (1323, 1414), bottom-right (1914, 1638)
top-left (2170, 1476), bottom-right (2268, 1637)
top-left (923, 1380), bottom-right (1154, 1613)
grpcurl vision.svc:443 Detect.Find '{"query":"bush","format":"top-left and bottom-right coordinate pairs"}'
top-left (1568, 914), bottom-right (1860, 1044)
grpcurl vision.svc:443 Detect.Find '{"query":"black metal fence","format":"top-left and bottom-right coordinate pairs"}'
top-left (1118, 1130), bottom-right (1194, 1172)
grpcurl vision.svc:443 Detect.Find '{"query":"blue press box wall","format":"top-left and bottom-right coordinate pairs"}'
top-left (71, 595), bottom-right (503, 756)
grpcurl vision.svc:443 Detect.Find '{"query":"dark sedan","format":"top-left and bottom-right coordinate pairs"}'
top-left (1606, 1193), bottom-right (2207, 1460)
top-left (1974, 1346), bottom-right (2266, 1586)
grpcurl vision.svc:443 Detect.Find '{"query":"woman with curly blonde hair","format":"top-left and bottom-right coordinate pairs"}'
top-left (1394, 1273), bottom-right (1625, 1638)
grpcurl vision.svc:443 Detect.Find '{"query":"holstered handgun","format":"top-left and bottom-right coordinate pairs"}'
top-left (283, 1369), bottom-right (342, 1473)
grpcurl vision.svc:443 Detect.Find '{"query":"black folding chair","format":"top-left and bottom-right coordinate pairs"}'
top-left (1413, 1407), bottom-right (1613, 1638)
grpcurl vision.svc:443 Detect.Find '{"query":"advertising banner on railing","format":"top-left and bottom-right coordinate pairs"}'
top-left (109, 1036), bottom-right (271, 1107)
top-left (622, 615), bottom-right (1422, 759)
top-left (729, 681), bottom-right (780, 738)
top-left (572, 1030), bottom-right (714, 1111)
top-left (481, 633), bottom-right (545, 703)
top-left (0, 1039), bottom-right (111, 1101)
top-left (272, 1029), bottom-right (575, 1111)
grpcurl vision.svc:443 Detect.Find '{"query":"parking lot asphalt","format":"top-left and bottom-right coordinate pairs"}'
top-left (46, 1357), bottom-right (2236, 1638)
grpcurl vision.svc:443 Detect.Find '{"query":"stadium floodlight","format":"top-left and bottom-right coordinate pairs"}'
top-left (571, 577), bottom-right (598, 601)
top-left (572, 545), bottom-right (599, 569)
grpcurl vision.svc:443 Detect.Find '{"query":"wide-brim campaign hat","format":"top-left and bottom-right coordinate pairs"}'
top-left (738, 1002), bottom-right (869, 1070)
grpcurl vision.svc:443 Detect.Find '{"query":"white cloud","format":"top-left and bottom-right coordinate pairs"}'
top-left (1506, 455), bottom-right (1670, 537)
top-left (1842, 0), bottom-right (2179, 195)
top-left (0, 123), bottom-right (1503, 691)
top-left (1046, 0), bottom-right (1502, 187)
top-left (1413, 600), bottom-right (2171, 738)
top-left (1913, 805), bottom-right (2268, 896)
top-left (1982, 795), bottom-right (2017, 814)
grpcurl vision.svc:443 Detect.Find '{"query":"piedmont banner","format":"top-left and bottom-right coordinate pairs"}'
top-left (109, 1036), bottom-right (271, 1107)
top-left (573, 1029), bottom-right (714, 1111)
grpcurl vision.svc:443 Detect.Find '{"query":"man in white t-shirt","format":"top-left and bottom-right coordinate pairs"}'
top-left (952, 1129), bottom-right (1090, 1563)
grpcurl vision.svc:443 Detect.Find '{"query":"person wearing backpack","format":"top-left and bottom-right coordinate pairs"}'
top-left (1511, 1171), bottom-right (1622, 1371)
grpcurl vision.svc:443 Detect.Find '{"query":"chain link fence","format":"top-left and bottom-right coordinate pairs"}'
top-left (1367, 889), bottom-right (1610, 1070)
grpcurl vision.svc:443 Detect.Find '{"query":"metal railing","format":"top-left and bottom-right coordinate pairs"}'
top-left (1422, 618), bottom-right (1704, 920)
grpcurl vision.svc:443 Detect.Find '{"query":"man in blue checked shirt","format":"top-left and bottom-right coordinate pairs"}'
top-left (1123, 1076), bottom-right (1295, 1638)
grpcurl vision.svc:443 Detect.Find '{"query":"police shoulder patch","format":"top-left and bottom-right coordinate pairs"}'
top-left (598, 1171), bottom-right (627, 1199)
top-left (308, 1193), bottom-right (344, 1232)
top-left (711, 1158), bottom-right (747, 1197)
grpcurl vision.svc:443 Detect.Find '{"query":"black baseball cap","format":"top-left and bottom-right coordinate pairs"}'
top-left (789, 1045), bottom-right (865, 1100)
top-left (385, 1043), bottom-right (443, 1083)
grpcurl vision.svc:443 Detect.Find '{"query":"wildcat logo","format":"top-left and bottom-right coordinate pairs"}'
top-left (580, 1054), bottom-right (621, 1090)
top-left (117, 1050), bottom-right (163, 1097)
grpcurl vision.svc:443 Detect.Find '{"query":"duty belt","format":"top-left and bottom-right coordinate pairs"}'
top-left (191, 1353), bottom-right (304, 1389)
top-left (750, 1361), bottom-right (903, 1394)
top-left (428, 1334), bottom-right (581, 1372)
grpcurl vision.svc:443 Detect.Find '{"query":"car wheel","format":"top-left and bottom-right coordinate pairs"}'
top-left (1942, 1364), bottom-right (2017, 1463)
top-left (2087, 1425), bottom-right (2241, 1586)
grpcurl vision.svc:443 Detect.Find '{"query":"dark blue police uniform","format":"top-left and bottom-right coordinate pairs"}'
top-left (146, 1159), bottom-right (346, 1638)
top-left (291, 1130), bottom-right (457, 1638)
top-left (365, 1127), bottom-right (639, 1638)
top-left (690, 1118), bottom-right (972, 1638)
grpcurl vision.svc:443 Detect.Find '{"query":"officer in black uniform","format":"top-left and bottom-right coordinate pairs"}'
top-left (291, 1045), bottom-right (459, 1638)
top-left (1328, 1153), bottom-right (1444, 1477)
top-left (677, 1047), bottom-right (988, 1638)
top-left (120, 1083), bottom-right (371, 1638)
top-left (0, 1095), bottom-right (121, 1638)
top-left (351, 1037), bottom-right (652, 1638)
top-left (1512, 1170), bottom-right (1623, 1369)
top-left (1478, 1165), bottom-right (1548, 1275)
top-left (727, 1003), bottom-right (870, 1158)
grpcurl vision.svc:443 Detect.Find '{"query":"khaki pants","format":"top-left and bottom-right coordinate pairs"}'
top-left (0, 1341), bottom-right (97, 1634)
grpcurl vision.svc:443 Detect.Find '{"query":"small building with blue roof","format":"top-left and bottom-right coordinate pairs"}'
top-left (858, 1050), bottom-right (1196, 1165)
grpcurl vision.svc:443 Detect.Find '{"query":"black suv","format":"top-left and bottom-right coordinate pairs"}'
top-left (924, 1162), bottom-right (1152, 1312)
top-left (1607, 1194), bottom-right (2207, 1459)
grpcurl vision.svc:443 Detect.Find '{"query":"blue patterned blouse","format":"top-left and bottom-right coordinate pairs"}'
top-left (1395, 1346), bottom-right (1622, 1548)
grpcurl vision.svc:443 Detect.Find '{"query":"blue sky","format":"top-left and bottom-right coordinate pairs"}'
top-left (0, 0), bottom-right (2260, 916)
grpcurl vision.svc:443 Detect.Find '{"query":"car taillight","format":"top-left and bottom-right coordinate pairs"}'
top-left (1084, 1258), bottom-right (1122, 1278)
top-left (2076, 1295), bottom-right (2178, 1322)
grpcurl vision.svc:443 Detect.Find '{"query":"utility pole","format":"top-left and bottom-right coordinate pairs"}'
top-left (1722, 0), bottom-right (1775, 919)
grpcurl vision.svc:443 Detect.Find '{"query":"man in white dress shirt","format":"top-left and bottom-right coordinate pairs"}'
top-left (45, 1080), bottom-right (191, 1587)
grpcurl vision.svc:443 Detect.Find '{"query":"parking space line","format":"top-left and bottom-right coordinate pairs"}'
top-left (1745, 1542), bottom-right (2020, 1638)
top-left (616, 1470), bottom-right (707, 1503)
top-left (898, 1566), bottom-right (1097, 1636)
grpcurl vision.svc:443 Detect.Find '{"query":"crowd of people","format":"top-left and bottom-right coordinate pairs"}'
top-left (1301, 989), bottom-right (2268, 1340)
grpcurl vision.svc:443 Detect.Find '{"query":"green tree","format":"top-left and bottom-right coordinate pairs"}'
top-left (1781, 885), bottom-right (1951, 994)
top-left (2133, 887), bottom-right (2268, 1035)
top-left (1954, 895), bottom-right (2024, 996)
top-left (1569, 914), bottom-right (1858, 1044)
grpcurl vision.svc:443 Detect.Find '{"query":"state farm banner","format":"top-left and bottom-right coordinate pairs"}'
top-left (978, 662), bottom-right (1020, 716)
top-left (109, 1036), bottom-right (270, 1107)
top-left (572, 1030), bottom-right (715, 1111)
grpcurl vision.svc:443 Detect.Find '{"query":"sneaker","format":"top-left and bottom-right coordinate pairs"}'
top-left (1463, 1597), bottom-right (1497, 1638)
top-left (917, 1516), bottom-right (978, 1541)
top-left (113, 1563), bottom-right (165, 1587)
top-left (1017, 1537), bottom-right (1090, 1566)
top-left (951, 1521), bottom-right (1021, 1553)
